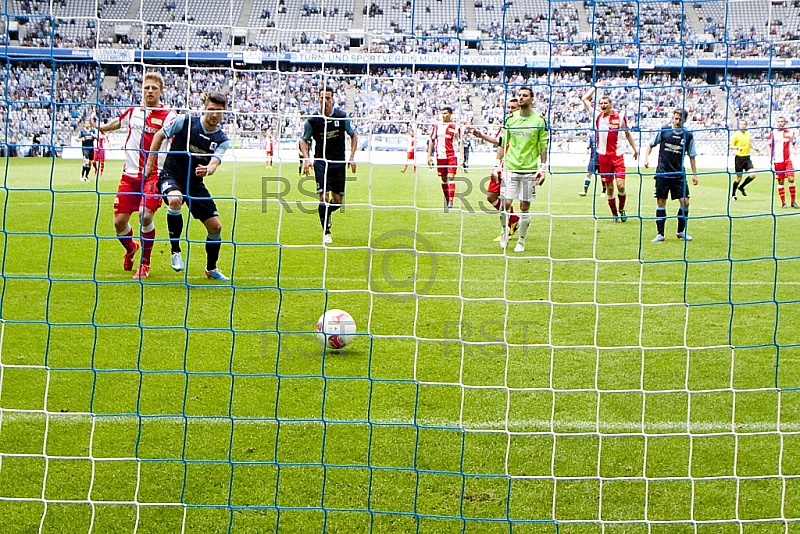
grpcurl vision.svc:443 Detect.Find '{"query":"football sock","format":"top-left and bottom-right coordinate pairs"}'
top-left (508, 206), bottom-right (518, 226)
top-left (790, 185), bottom-right (796, 203)
top-left (448, 183), bottom-right (455, 203)
top-left (741, 176), bottom-right (754, 190)
top-left (167, 208), bottom-right (183, 253)
top-left (206, 233), bottom-right (221, 271)
top-left (117, 225), bottom-right (136, 253)
top-left (779, 185), bottom-right (786, 204)
top-left (607, 196), bottom-right (618, 216)
top-left (617, 192), bottom-right (627, 210)
top-left (732, 180), bottom-right (739, 196)
top-left (656, 207), bottom-right (667, 236)
top-left (584, 178), bottom-right (591, 192)
top-left (677, 207), bottom-right (688, 234)
top-left (517, 211), bottom-right (531, 239)
top-left (141, 223), bottom-right (156, 266)
top-left (82, 165), bottom-right (90, 178)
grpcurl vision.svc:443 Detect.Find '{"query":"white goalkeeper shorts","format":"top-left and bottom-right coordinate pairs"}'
top-left (503, 170), bottom-right (537, 203)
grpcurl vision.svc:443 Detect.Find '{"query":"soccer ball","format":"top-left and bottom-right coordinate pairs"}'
top-left (316, 309), bottom-right (356, 349)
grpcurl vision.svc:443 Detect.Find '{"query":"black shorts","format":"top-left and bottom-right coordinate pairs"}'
top-left (587, 154), bottom-right (598, 174)
top-left (735, 155), bottom-right (754, 174)
top-left (158, 171), bottom-right (219, 222)
top-left (655, 173), bottom-right (690, 201)
top-left (82, 148), bottom-right (95, 161)
top-left (314, 160), bottom-right (346, 196)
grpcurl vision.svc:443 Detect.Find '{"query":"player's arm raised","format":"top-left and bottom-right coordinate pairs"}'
top-left (581, 86), bottom-right (596, 112)
top-left (99, 116), bottom-right (121, 133)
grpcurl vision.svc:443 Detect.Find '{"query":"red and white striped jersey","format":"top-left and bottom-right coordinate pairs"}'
top-left (264, 135), bottom-right (275, 153)
top-left (770, 128), bottom-right (795, 164)
top-left (97, 130), bottom-right (107, 149)
top-left (118, 105), bottom-right (175, 179)
top-left (592, 104), bottom-right (628, 156)
top-left (430, 122), bottom-right (460, 159)
top-left (407, 134), bottom-right (415, 152)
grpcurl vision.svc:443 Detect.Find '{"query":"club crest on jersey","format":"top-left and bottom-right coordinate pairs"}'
top-left (334, 120), bottom-right (340, 127)
top-left (210, 142), bottom-right (218, 151)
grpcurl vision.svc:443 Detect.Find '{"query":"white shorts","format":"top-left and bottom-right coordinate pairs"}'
top-left (503, 170), bottom-right (537, 203)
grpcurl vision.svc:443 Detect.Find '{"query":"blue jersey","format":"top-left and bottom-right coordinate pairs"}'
top-left (651, 125), bottom-right (696, 175)
top-left (161, 114), bottom-right (229, 180)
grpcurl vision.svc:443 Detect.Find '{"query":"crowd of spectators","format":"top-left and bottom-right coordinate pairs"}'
top-left (6, 0), bottom-right (800, 57)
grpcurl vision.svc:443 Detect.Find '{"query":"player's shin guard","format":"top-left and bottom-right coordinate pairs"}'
top-left (440, 182), bottom-right (449, 202)
top-left (607, 196), bottom-right (618, 216)
top-left (677, 207), bottom-right (688, 234)
top-left (82, 165), bottom-right (90, 178)
top-left (117, 225), bottom-right (136, 253)
top-left (141, 223), bottom-right (156, 266)
top-left (617, 192), bottom-right (626, 210)
top-left (779, 185), bottom-right (786, 204)
top-left (318, 202), bottom-right (328, 229)
top-left (583, 178), bottom-right (591, 192)
top-left (791, 185), bottom-right (796, 203)
top-left (206, 233), bottom-right (221, 271)
top-left (732, 180), bottom-right (739, 196)
top-left (167, 208), bottom-right (183, 253)
top-left (741, 176), bottom-right (754, 189)
top-left (517, 211), bottom-right (531, 240)
top-left (448, 183), bottom-right (455, 203)
top-left (656, 207), bottom-right (667, 236)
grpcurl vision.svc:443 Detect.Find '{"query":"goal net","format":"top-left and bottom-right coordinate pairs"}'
top-left (0, 0), bottom-right (798, 532)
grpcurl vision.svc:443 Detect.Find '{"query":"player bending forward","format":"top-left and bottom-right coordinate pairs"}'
top-left (145, 92), bottom-right (231, 281)
top-left (497, 87), bottom-right (548, 253)
top-left (581, 87), bottom-right (638, 222)
top-left (644, 109), bottom-right (698, 242)
top-left (98, 71), bottom-right (175, 280)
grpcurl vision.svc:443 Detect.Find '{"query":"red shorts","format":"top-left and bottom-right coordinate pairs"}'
top-left (436, 157), bottom-right (458, 179)
top-left (487, 177), bottom-right (501, 194)
top-left (93, 149), bottom-right (99, 161)
top-left (407, 151), bottom-right (415, 161)
top-left (597, 153), bottom-right (626, 183)
top-left (775, 160), bottom-right (795, 180)
top-left (114, 174), bottom-right (161, 215)
top-left (265, 150), bottom-right (273, 156)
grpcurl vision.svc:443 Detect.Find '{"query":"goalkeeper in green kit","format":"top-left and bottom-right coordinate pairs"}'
top-left (496, 86), bottom-right (549, 252)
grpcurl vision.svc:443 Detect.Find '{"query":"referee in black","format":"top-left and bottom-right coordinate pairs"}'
top-left (644, 109), bottom-right (699, 243)
top-left (300, 85), bottom-right (357, 244)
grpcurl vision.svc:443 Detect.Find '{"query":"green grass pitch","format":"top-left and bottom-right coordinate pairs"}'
top-left (0, 156), bottom-right (799, 533)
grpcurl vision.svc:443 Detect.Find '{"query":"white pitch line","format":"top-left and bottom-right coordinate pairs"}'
top-left (4, 273), bottom-right (800, 286)
top-left (1, 411), bottom-right (798, 434)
